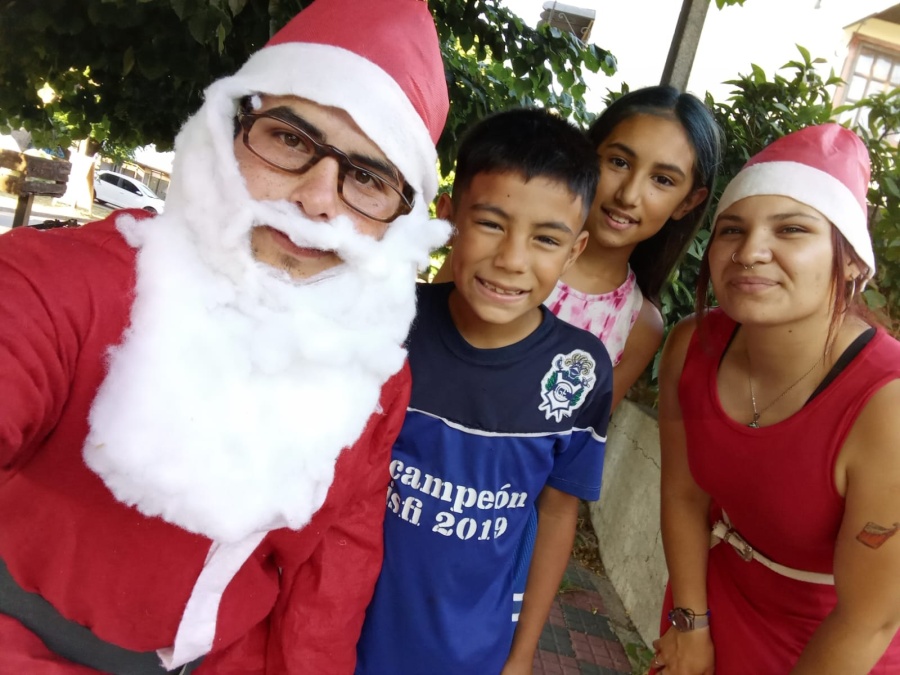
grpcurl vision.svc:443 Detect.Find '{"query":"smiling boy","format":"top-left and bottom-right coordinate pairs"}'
top-left (356, 108), bottom-right (614, 675)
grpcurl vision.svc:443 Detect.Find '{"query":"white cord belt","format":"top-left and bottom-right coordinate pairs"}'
top-left (710, 511), bottom-right (835, 586)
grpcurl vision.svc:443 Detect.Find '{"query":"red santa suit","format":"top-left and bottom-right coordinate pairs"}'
top-left (0, 0), bottom-right (449, 672)
top-left (0, 214), bottom-right (409, 673)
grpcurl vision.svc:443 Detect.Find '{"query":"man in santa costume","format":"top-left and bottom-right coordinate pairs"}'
top-left (0, 0), bottom-right (449, 672)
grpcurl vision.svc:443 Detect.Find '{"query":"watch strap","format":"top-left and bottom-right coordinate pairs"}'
top-left (669, 607), bottom-right (710, 632)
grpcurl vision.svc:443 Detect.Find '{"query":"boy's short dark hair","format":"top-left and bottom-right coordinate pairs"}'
top-left (452, 108), bottom-right (598, 217)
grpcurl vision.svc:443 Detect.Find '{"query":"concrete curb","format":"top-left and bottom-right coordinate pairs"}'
top-left (591, 400), bottom-right (667, 649)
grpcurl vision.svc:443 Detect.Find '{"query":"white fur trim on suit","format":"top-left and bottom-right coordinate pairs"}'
top-left (84, 206), bottom-right (448, 544)
top-left (157, 533), bottom-right (266, 669)
top-left (714, 161), bottom-right (876, 277)
top-left (83, 26), bottom-right (450, 548)
top-left (205, 42), bottom-right (439, 202)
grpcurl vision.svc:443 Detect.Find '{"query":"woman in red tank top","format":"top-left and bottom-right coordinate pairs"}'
top-left (652, 124), bottom-right (900, 675)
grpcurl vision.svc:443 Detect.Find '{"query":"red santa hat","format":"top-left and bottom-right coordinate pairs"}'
top-left (205, 0), bottom-right (448, 204)
top-left (714, 123), bottom-right (875, 277)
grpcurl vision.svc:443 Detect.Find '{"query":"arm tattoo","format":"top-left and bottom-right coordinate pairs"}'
top-left (856, 522), bottom-right (900, 549)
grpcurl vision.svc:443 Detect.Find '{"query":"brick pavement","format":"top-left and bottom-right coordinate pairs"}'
top-left (533, 561), bottom-right (648, 675)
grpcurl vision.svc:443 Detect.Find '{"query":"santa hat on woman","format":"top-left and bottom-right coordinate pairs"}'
top-left (714, 123), bottom-right (875, 278)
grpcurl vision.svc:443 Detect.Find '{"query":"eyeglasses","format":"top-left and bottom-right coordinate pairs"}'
top-left (238, 112), bottom-right (414, 223)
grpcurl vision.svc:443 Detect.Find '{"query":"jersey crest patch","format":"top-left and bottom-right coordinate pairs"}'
top-left (538, 349), bottom-right (596, 422)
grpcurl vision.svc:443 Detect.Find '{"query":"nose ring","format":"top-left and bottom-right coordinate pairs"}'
top-left (732, 252), bottom-right (754, 270)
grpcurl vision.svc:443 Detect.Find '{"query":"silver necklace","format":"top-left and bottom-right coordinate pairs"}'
top-left (747, 355), bottom-right (824, 428)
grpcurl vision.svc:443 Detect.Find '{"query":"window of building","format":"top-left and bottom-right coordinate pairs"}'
top-left (839, 42), bottom-right (900, 130)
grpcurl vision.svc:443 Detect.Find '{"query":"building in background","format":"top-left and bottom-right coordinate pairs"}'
top-left (537, 2), bottom-right (595, 42)
top-left (837, 4), bottom-right (900, 131)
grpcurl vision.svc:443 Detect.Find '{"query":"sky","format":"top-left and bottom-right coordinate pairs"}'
top-left (501, 0), bottom-right (896, 110)
top-left (87, 0), bottom-right (900, 171)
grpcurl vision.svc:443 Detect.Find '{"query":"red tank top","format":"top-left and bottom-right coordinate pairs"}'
top-left (666, 309), bottom-right (900, 673)
top-left (681, 308), bottom-right (900, 573)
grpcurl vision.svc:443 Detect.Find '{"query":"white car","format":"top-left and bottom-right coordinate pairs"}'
top-left (94, 170), bottom-right (165, 214)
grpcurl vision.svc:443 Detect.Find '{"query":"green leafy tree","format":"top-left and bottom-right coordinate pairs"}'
top-left (432, 1), bottom-right (615, 171)
top-left (0, 0), bottom-right (615, 171)
top-left (841, 90), bottom-right (900, 330)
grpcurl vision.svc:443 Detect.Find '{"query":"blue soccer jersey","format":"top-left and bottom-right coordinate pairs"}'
top-left (356, 283), bottom-right (612, 675)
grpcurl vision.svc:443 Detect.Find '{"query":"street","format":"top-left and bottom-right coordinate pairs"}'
top-left (0, 194), bottom-right (111, 234)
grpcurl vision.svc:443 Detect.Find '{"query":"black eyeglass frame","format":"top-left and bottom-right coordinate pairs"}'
top-left (238, 112), bottom-right (415, 223)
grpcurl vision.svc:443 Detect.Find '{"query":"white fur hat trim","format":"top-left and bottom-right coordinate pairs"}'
top-left (714, 161), bottom-right (875, 277)
top-left (204, 42), bottom-right (439, 203)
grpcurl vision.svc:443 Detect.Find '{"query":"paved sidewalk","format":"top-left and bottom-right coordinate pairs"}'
top-left (0, 193), bottom-right (111, 234)
top-left (535, 560), bottom-right (651, 675)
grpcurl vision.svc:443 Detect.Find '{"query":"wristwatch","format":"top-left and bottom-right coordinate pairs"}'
top-left (668, 607), bottom-right (710, 632)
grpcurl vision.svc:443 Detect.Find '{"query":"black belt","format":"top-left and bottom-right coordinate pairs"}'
top-left (0, 557), bottom-right (201, 674)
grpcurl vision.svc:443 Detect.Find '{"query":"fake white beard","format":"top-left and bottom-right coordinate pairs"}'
top-left (83, 183), bottom-right (448, 545)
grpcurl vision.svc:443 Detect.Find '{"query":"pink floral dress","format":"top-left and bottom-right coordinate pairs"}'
top-left (543, 267), bottom-right (643, 366)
